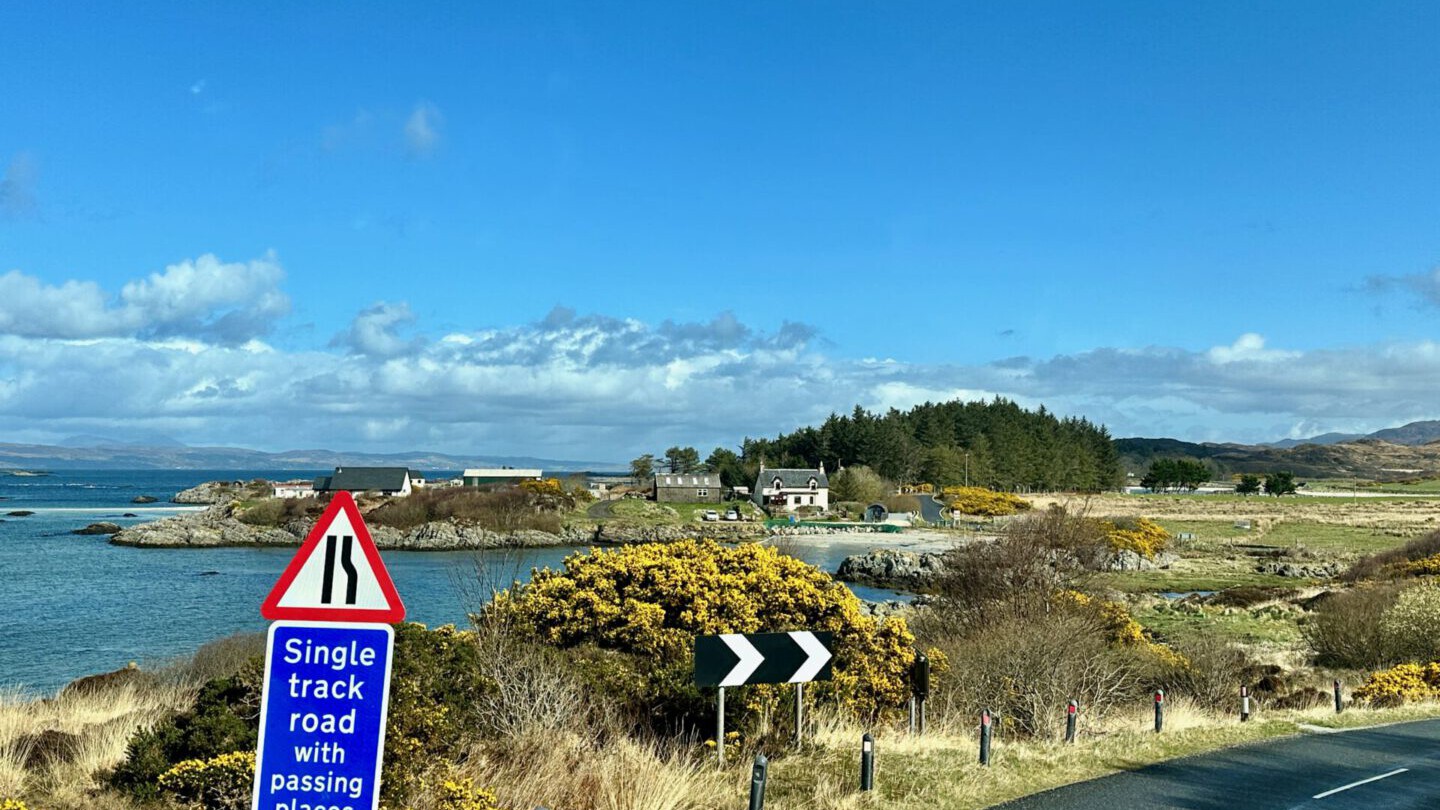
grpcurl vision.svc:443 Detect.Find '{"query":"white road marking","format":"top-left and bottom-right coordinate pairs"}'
top-left (1311, 768), bottom-right (1409, 799)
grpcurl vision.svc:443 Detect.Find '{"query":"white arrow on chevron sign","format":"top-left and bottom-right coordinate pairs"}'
top-left (719, 633), bottom-right (765, 686)
top-left (788, 631), bottom-right (833, 682)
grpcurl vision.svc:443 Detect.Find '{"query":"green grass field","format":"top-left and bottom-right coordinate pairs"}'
top-left (1136, 599), bottom-right (1305, 646)
top-left (1262, 522), bottom-right (1405, 555)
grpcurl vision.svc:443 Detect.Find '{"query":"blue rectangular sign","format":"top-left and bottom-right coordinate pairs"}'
top-left (252, 621), bottom-right (395, 810)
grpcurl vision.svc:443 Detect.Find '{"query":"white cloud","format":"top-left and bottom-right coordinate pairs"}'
top-left (1206, 333), bottom-right (1300, 364)
top-left (331, 301), bottom-right (424, 357)
top-left (0, 253), bottom-right (290, 344)
top-left (404, 102), bottom-right (442, 157)
top-left (0, 276), bottom-right (1437, 457)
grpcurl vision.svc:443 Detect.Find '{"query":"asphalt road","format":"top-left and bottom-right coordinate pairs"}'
top-left (995, 719), bottom-right (1440, 810)
top-left (586, 498), bottom-right (618, 519)
top-left (914, 494), bottom-right (944, 524)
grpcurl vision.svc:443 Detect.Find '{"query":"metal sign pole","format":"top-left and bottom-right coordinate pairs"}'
top-left (717, 686), bottom-right (726, 766)
top-left (795, 683), bottom-right (804, 746)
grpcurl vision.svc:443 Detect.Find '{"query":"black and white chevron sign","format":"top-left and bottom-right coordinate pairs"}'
top-left (693, 631), bottom-right (834, 687)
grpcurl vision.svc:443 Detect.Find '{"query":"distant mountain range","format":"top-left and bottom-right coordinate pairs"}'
top-left (0, 440), bottom-right (623, 473)
top-left (1263, 420), bottom-right (1440, 449)
top-left (1118, 420), bottom-right (1440, 480)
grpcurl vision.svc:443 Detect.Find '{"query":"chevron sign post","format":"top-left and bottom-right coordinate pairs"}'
top-left (694, 631), bottom-right (834, 761)
top-left (694, 631), bottom-right (834, 686)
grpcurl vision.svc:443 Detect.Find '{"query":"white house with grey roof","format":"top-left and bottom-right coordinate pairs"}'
top-left (752, 465), bottom-right (829, 512)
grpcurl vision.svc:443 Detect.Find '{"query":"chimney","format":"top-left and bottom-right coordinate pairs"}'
top-left (819, 461), bottom-right (825, 474)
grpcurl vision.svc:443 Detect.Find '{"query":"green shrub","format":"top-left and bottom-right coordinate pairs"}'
top-left (366, 488), bottom-right (569, 533)
top-left (1379, 584), bottom-right (1440, 663)
top-left (1345, 530), bottom-right (1440, 582)
top-left (380, 624), bottom-right (495, 806)
top-left (235, 497), bottom-right (321, 527)
top-left (1304, 584), bottom-right (1406, 669)
top-left (110, 665), bottom-right (263, 800)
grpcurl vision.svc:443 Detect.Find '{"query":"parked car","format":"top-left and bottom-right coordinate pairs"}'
top-left (724, 509), bottom-right (739, 521)
top-left (702, 510), bottom-right (720, 521)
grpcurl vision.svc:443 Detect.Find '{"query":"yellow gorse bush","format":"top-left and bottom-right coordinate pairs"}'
top-left (1102, 517), bottom-right (1170, 558)
top-left (157, 750), bottom-right (255, 810)
top-left (433, 776), bottom-right (500, 810)
top-left (1057, 590), bottom-right (1183, 666)
top-left (490, 539), bottom-right (918, 717)
top-left (0, 800), bottom-right (29, 810)
top-left (1395, 553), bottom-right (1440, 577)
top-left (942, 486), bottom-right (1032, 517)
top-left (1354, 662), bottom-right (1440, 706)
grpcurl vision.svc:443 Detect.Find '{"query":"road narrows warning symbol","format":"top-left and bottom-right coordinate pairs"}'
top-left (260, 491), bottom-right (406, 623)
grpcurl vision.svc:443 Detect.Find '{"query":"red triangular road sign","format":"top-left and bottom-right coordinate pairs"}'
top-left (260, 490), bottom-right (406, 623)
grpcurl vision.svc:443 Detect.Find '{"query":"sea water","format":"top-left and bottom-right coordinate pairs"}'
top-left (0, 470), bottom-right (907, 692)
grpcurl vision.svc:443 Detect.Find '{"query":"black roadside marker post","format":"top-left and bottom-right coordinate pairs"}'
top-left (979, 709), bottom-right (993, 765)
top-left (1154, 689), bottom-right (1165, 733)
top-left (1334, 679), bottom-right (1344, 714)
top-left (1065, 699), bottom-right (1078, 744)
top-left (910, 651), bottom-right (930, 735)
top-left (749, 753), bottom-right (768, 810)
top-left (860, 733), bottom-right (875, 792)
top-left (1241, 685), bottom-right (1251, 722)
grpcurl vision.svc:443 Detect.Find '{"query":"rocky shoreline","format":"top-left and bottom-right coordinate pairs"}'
top-left (109, 502), bottom-right (768, 550)
top-left (835, 548), bottom-right (947, 592)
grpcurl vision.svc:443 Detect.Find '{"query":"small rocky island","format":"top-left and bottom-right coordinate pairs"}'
top-left (114, 479), bottom-right (764, 550)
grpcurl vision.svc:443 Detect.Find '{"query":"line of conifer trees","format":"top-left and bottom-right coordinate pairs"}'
top-left (738, 398), bottom-right (1123, 492)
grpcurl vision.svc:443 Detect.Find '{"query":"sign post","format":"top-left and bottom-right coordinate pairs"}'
top-left (252, 491), bottom-right (405, 810)
top-left (694, 631), bottom-right (834, 763)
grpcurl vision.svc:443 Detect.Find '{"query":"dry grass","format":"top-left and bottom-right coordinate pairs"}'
top-left (1031, 493), bottom-right (1440, 538)
top-left (0, 679), bottom-right (192, 808)
top-left (465, 731), bottom-right (732, 810)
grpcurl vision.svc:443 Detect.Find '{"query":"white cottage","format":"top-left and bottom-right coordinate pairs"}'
top-left (751, 465), bottom-right (829, 512)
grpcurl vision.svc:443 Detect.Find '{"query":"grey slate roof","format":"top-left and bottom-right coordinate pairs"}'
top-left (757, 467), bottom-right (829, 489)
top-left (314, 466), bottom-right (412, 493)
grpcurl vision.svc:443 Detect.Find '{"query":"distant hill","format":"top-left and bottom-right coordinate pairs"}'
top-left (1265, 419), bottom-right (1440, 449)
top-left (1265, 432), bottom-right (1365, 449)
top-left (0, 441), bottom-right (623, 473)
top-left (1116, 436), bottom-right (1440, 480)
top-left (1369, 420), bottom-right (1440, 446)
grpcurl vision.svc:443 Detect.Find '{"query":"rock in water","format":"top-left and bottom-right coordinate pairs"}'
top-left (72, 522), bottom-right (122, 535)
top-left (836, 549), bottom-right (946, 591)
top-left (130, 495), bottom-right (158, 504)
top-left (6, 510), bottom-right (34, 517)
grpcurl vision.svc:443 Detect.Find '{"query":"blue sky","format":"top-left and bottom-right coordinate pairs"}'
top-left (2, 2), bottom-right (1440, 459)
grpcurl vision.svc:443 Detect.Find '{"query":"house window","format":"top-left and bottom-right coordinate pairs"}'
top-left (808, 495), bottom-right (814, 505)
top-left (809, 478), bottom-right (818, 490)
top-left (697, 489), bottom-right (708, 497)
